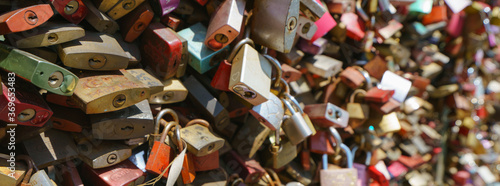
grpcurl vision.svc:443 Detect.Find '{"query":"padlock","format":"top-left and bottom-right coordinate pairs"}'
top-left (160, 14), bottom-right (182, 31)
top-left (0, 74), bottom-right (52, 127)
top-left (326, 0), bottom-right (355, 14)
top-left (224, 150), bottom-right (266, 183)
top-left (366, 112), bottom-right (401, 135)
top-left (297, 37), bottom-right (327, 55)
top-left (23, 129), bottom-right (79, 168)
top-left (0, 44), bottom-right (78, 96)
top-left (29, 168), bottom-right (57, 186)
top-left (141, 23), bottom-right (182, 80)
top-left (71, 69), bottom-right (150, 114)
top-left (80, 159), bottom-right (145, 186)
top-left (309, 130), bottom-right (336, 155)
top-left (178, 22), bottom-right (230, 74)
top-left (149, 0), bottom-right (179, 17)
top-left (351, 146), bottom-right (371, 186)
top-left (296, 16), bottom-right (318, 40)
top-left (367, 161), bottom-right (390, 186)
top-left (277, 47), bottom-right (304, 66)
top-left (171, 31), bottom-right (189, 78)
top-left (251, 0), bottom-right (299, 53)
top-left (282, 95), bottom-right (314, 145)
top-left (231, 115), bottom-right (271, 158)
top-left (168, 125), bottom-right (196, 184)
top-left (376, 19), bottom-right (403, 41)
top-left (340, 12), bottom-right (365, 41)
top-left (145, 109), bottom-right (177, 179)
top-left (188, 150), bottom-right (220, 172)
top-left (330, 22), bottom-right (347, 43)
top-left (363, 55), bottom-right (388, 80)
top-left (118, 2), bottom-right (153, 42)
top-left (364, 87), bottom-right (395, 103)
top-left (303, 55), bottom-right (343, 78)
top-left (57, 160), bottom-right (83, 186)
top-left (148, 78), bottom-right (188, 104)
top-left (90, 99), bottom-right (154, 139)
top-left (50, 0), bottom-right (88, 24)
top-left (347, 89), bottom-right (369, 129)
top-left (249, 92), bottom-right (284, 131)
top-left (94, 0), bottom-right (145, 20)
top-left (0, 4), bottom-right (53, 35)
top-left (205, 0), bottom-right (245, 51)
top-left (50, 103), bottom-right (88, 133)
top-left (180, 119), bottom-right (224, 157)
top-left (311, 9), bottom-right (336, 42)
top-left (82, 0), bottom-right (119, 34)
top-left (228, 40), bottom-right (273, 106)
top-left (370, 97), bottom-right (401, 114)
top-left (78, 139), bottom-right (132, 169)
top-left (0, 153), bottom-right (28, 186)
top-left (304, 102), bottom-right (349, 128)
top-left (183, 75), bottom-right (230, 132)
top-left (320, 128), bottom-right (357, 186)
top-left (211, 36), bottom-right (254, 92)
top-left (126, 68), bottom-right (164, 95)
top-left (58, 31), bottom-right (129, 70)
top-left (340, 66), bottom-right (371, 89)
top-left (267, 130), bottom-right (298, 169)
top-left (421, 1), bottom-right (447, 25)
top-left (300, 0), bottom-right (326, 21)
top-left (7, 23), bottom-right (85, 48)
top-left (282, 64), bottom-right (302, 83)
top-left (45, 93), bottom-right (79, 109)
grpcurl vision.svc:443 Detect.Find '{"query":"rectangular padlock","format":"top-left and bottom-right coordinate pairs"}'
top-left (90, 99), bottom-right (153, 140)
top-left (126, 68), bottom-right (164, 95)
top-left (7, 23), bottom-right (85, 48)
top-left (183, 75), bottom-right (230, 132)
top-left (118, 2), bottom-right (153, 42)
top-left (363, 55), bottom-right (388, 80)
top-left (303, 55), bottom-right (343, 78)
top-left (303, 103), bottom-right (349, 128)
top-left (189, 151), bottom-right (220, 172)
top-left (0, 73), bottom-right (53, 127)
top-left (340, 12), bottom-right (365, 41)
top-left (205, 0), bottom-right (245, 51)
top-left (82, 0), bottom-right (119, 34)
top-left (251, 0), bottom-right (299, 53)
top-left (78, 140), bottom-right (132, 169)
top-left (224, 150), bottom-right (266, 183)
top-left (297, 16), bottom-right (318, 40)
top-left (141, 23), bottom-right (183, 80)
top-left (311, 8), bottom-right (337, 42)
top-left (376, 19), bottom-right (403, 41)
top-left (50, 0), bottom-right (88, 24)
top-left (58, 31), bottom-right (129, 71)
top-left (276, 47), bottom-right (304, 67)
top-left (300, 0), bottom-right (326, 21)
top-left (297, 37), bottom-right (327, 55)
top-left (178, 22), bottom-right (230, 74)
top-left (50, 103), bottom-right (88, 133)
top-left (23, 129), bottom-right (79, 168)
top-left (94, 0), bottom-right (145, 20)
top-left (365, 87), bottom-right (395, 103)
top-left (80, 159), bottom-right (145, 186)
top-left (179, 120), bottom-right (225, 157)
top-left (0, 4), bottom-right (53, 35)
top-left (367, 112), bottom-right (401, 135)
top-left (149, 78), bottom-right (188, 104)
top-left (29, 170), bottom-right (57, 186)
top-left (228, 43), bottom-right (272, 106)
top-left (309, 130), bottom-right (335, 154)
top-left (0, 44), bottom-right (78, 96)
top-left (231, 115), bottom-right (271, 158)
top-left (71, 70), bottom-right (150, 114)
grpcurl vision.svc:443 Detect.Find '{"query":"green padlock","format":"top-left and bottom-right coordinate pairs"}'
top-left (0, 43), bottom-right (78, 96)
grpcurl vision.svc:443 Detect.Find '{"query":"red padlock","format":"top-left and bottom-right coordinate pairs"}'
top-left (118, 2), bottom-right (154, 42)
top-left (309, 130), bottom-right (336, 155)
top-left (365, 87), bottom-right (395, 103)
top-left (50, 0), bottom-right (88, 24)
top-left (0, 4), bottom-right (54, 35)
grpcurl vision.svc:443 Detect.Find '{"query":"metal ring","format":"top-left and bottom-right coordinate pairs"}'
top-left (186, 119), bottom-right (211, 130)
top-left (159, 121), bottom-right (177, 143)
top-left (328, 127), bottom-right (342, 155)
top-left (174, 124), bottom-right (183, 151)
top-left (353, 66), bottom-right (372, 89)
top-left (264, 55), bottom-right (282, 88)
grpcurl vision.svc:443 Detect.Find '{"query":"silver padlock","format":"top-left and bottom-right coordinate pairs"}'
top-left (281, 97), bottom-right (314, 145)
top-left (249, 93), bottom-right (284, 131)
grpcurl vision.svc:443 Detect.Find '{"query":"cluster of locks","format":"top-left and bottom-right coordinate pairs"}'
top-left (0, 0), bottom-right (499, 185)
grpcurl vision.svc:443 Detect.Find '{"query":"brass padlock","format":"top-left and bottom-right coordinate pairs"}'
top-left (347, 89), bottom-right (370, 129)
top-left (228, 39), bottom-right (273, 106)
top-left (23, 129), bottom-right (79, 168)
top-left (58, 31), bottom-right (129, 71)
top-left (180, 119), bottom-right (225, 157)
top-left (7, 23), bottom-right (85, 48)
top-left (71, 70), bottom-right (150, 114)
top-left (90, 99), bottom-right (154, 140)
top-left (231, 115), bottom-right (271, 158)
top-left (267, 130), bottom-right (298, 169)
top-left (0, 153), bottom-right (28, 186)
top-left (251, 0), bottom-right (299, 53)
top-left (205, 0), bottom-right (245, 51)
top-left (78, 139), bottom-right (132, 169)
top-left (82, 0), bottom-right (119, 34)
top-left (0, 43), bottom-right (78, 96)
top-left (148, 78), bottom-right (188, 104)
top-left (94, 0), bottom-right (145, 20)
top-left (126, 69), bottom-right (163, 95)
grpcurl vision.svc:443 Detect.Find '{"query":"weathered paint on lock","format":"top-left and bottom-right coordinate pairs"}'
top-left (71, 70), bottom-right (150, 114)
top-left (0, 44), bottom-right (78, 96)
top-left (79, 140), bottom-right (132, 169)
top-left (81, 159), bottom-right (145, 186)
top-left (141, 23), bottom-right (182, 80)
top-left (0, 4), bottom-right (54, 35)
top-left (51, 0), bottom-right (88, 24)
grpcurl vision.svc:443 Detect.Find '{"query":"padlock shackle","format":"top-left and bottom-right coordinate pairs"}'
top-left (159, 121), bottom-right (177, 144)
top-left (328, 127), bottom-right (354, 168)
top-left (173, 124), bottom-right (183, 151)
top-left (186, 119), bottom-right (211, 130)
top-left (154, 108), bottom-right (179, 135)
top-left (281, 98), bottom-right (298, 115)
top-left (278, 77), bottom-right (290, 96)
top-left (16, 155), bottom-right (35, 185)
top-left (349, 89), bottom-right (367, 103)
top-left (284, 93), bottom-right (304, 114)
top-left (264, 54), bottom-right (282, 88)
top-left (356, 0), bottom-right (369, 21)
top-left (353, 66), bottom-right (372, 89)
top-left (227, 38), bottom-right (255, 62)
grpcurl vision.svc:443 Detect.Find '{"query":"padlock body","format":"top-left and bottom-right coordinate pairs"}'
top-left (146, 141), bottom-right (173, 179)
top-left (118, 2), bottom-right (154, 42)
top-left (205, 0), bottom-right (244, 51)
top-left (0, 4), bottom-right (54, 35)
top-left (51, 0), bottom-right (88, 24)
